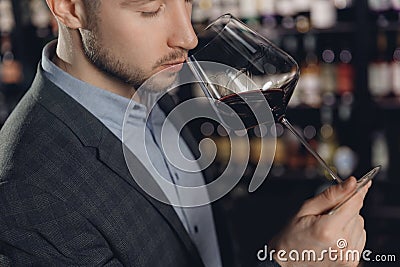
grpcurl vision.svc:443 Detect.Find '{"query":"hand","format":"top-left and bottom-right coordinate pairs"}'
top-left (270, 177), bottom-right (371, 267)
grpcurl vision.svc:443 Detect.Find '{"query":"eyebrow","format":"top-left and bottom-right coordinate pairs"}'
top-left (120, 0), bottom-right (157, 7)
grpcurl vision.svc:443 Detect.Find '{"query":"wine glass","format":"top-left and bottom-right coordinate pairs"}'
top-left (187, 14), bottom-right (379, 211)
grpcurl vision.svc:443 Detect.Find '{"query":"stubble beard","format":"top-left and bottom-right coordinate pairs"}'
top-left (80, 15), bottom-right (187, 95)
top-left (81, 19), bottom-right (147, 90)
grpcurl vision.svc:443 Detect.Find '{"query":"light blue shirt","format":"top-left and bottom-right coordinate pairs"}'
top-left (41, 40), bottom-right (222, 267)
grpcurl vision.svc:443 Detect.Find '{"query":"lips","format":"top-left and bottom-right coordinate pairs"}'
top-left (161, 61), bottom-right (185, 72)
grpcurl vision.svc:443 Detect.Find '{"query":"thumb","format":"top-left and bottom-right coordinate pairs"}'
top-left (298, 177), bottom-right (358, 216)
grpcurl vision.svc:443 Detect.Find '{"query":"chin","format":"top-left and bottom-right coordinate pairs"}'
top-left (140, 71), bottom-right (179, 93)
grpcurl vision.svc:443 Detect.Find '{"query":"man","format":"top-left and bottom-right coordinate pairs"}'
top-left (0, 0), bottom-right (370, 266)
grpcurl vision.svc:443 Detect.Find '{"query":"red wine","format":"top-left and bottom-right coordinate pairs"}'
top-left (216, 88), bottom-right (286, 130)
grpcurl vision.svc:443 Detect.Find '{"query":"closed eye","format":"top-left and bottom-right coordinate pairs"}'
top-left (141, 7), bottom-right (162, 18)
top-left (141, 0), bottom-right (193, 18)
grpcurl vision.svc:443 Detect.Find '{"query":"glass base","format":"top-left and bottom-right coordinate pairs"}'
top-left (327, 166), bottom-right (381, 215)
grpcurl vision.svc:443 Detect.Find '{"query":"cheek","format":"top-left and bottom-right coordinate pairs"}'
top-left (102, 23), bottom-right (167, 71)
top-left (95, 10), bottom-right (165, 68)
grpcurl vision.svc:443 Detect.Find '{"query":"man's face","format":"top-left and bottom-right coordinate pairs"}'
top-left (80, 0), bottom-right (198, 90)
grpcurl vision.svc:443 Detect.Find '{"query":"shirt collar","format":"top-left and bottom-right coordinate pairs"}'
top-left (41, 40), bottom-right (148, 140)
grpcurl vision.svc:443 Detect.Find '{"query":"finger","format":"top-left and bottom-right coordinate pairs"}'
top-left (344, 233), bottom-right (365, 267)
top-left (328, 181), bottom-right (370, 226)
top-left (365, 180), bottom-right (372, 189)
top-left (347, 228), bottom-right (367, 265)
top-left (298, 177), bottom-right (358, 217)
top-left (354, 229), bottom-right (367, 254)
top-left (328, 175), bottom-right (371, 213)
top-left (344, 215), bottom-right (365, 246)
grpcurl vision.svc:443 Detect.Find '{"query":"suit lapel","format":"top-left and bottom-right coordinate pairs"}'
top-left (97, 129), bottom-right (205, 267)
top-left (157, 95), bottom-right (216, 182)
top-left (158, 95), bottom-right (235, 267)
top-left (31, 66), bottom-right (205, 267)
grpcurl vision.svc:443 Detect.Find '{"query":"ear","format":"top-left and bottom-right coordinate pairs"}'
top-left (46, 0), bottom-right (87, 29)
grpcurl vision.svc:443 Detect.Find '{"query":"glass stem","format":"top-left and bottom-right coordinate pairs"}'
top-left (280, 117), bottom-right (344, 183)
top-left (187, 56), bottom-right (221, 99)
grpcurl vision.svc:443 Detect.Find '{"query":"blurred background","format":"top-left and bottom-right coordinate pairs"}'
top-left (0, 0), bottom-right (399, 266)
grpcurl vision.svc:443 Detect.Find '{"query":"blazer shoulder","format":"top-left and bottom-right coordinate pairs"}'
top-left (0, 83), bottom-right (97, 185)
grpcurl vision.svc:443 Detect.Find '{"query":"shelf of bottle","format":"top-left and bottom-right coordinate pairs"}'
top-left (269, 167), bottom-right (393, 181)
top-left (194, 20), bottom-right (356, 38)
top-left (374, 22), bottom-right (400, 32)
top-left (286, 103), bottom-right (349, 112)
top-left (272, 22), bottom-right (356, 36)
top-left (366, 205), bottom-right (400, 220)
top-left (373, 97), bottom-right (400, 109)
top-left (286, 105), bottom-right (324, 111)
top-left (260, 170), bottom-right (397, 195)
top-left (267, 169), bottom-right (332, 182)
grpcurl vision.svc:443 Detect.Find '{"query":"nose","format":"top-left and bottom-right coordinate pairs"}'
top-left (167, 3), bottom-right (198, 51)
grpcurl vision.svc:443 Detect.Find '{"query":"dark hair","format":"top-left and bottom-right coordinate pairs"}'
top-left (83, 0), bottom-right (101, 12)
top-left (82, 0), bottom-right (101, 28)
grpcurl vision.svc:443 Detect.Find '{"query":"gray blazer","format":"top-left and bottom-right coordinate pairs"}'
top-left (0, 66), bottom-right (279, 267)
